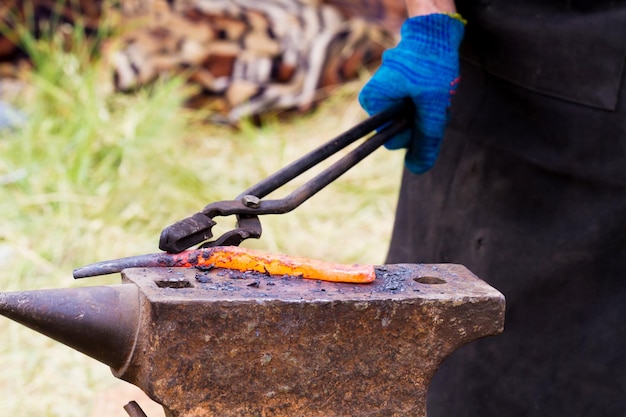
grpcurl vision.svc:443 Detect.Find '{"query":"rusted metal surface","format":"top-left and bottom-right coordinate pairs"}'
top-left (0, 263), bottom-right (504, 416)
top-left (121, 264), bottom-right (504, 417)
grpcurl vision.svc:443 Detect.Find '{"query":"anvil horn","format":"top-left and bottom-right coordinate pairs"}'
top-left (0, 284), bottom-right (140, 371)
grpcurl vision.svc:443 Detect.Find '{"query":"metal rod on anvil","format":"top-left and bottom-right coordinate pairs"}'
top-left (73, 246), bottom-right (377, 283)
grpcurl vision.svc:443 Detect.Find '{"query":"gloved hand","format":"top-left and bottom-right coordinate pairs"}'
top-left (359, 14), bottom-right (465, 174)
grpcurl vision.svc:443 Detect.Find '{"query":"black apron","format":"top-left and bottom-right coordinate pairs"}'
top-left (387, 2), bottom-right (626, 416)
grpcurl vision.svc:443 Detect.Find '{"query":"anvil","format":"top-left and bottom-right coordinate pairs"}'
top-left (0, 263), bottom-right (504, 416)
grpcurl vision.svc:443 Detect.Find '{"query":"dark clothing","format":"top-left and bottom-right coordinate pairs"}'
top-left (387, 2), bottom-right (626, 416)
top-left (458, 1), bottom-right (626, 111)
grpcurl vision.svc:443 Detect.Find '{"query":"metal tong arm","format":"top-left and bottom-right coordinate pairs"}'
top-left (159, 103), bottom-right (411, 253)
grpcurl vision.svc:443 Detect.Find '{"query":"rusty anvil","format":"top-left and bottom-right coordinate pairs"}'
top-left (0, 263), bottom-right (504, 417)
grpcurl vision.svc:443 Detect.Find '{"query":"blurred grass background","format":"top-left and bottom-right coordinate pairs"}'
top-left (0, 9), bottom-right (404, 417)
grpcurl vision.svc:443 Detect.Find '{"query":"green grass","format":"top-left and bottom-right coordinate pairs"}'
top-left (0, 15), bottom-right (403, 417)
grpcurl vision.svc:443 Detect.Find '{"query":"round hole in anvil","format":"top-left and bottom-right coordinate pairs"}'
top-left (414, 276), bottom-right (447, 285)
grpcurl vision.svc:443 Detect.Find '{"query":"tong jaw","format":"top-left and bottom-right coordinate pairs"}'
top-left (159, 213), bottom-right (217, 253)
top-left (199, 214), bottom-right (262, 248)
top-left (159, 201), bottom-right (263, 253)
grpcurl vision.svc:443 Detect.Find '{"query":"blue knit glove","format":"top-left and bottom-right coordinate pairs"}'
top-left (359, 14), bottom-right (464, 174)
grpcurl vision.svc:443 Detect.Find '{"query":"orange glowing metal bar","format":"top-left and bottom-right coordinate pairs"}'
top-left (74, 246), bottom-right (376, 283)
top-left (171, 247), bottom-right (376, 283)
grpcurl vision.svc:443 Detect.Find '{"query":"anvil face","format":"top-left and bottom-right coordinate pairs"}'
top-left (119, 264), bottom-right (504, 417)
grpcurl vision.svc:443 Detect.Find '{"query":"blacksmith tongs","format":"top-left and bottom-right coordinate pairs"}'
top-left (159, 104), bottom-right (411, 253)
top-left (158, 103), bottom-right (411, 254)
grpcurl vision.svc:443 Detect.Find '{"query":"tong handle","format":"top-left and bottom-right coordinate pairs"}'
top-left (240, 102), bottom-right (409, 199)
top-left (238, 116), bottom-right (409, 214)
